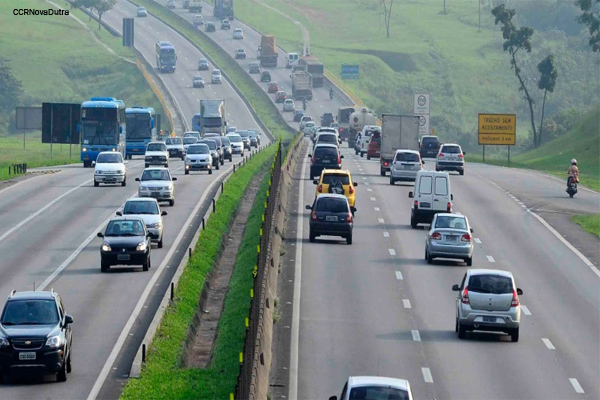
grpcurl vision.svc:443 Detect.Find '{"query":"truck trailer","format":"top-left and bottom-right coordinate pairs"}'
top-left (258, 35), bottom-right (278, 67)
top-left (200, 100), bottom-right (226, 135)
top-left (291, 70), bottom-right (313, 100)
top-left (380, 114), bottom-right (420, 176)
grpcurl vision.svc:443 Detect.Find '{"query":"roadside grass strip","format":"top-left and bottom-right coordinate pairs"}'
top-left (572, 214), bottom-right (600, 238)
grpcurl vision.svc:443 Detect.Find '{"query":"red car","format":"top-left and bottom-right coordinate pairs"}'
top-left (367, 135), bottom-right (381, 160)
top-left (268, 81), bottom-right (279, 93)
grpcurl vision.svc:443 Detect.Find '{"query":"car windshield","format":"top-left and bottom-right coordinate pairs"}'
top-left (305, 122), bottom-right (315, 128)
top-left (322, 174), bottom-right (350, 185)
top-left (238, 131), bottom-right (250, 138)
top-left (441, 145), bottom-right (461, 154)
top-left (199, 140), bottom-right (216, 150)
top-left (212, 70), bottom-right (221, 76)
top-left (315, 197), bottom-right (348, 213)
top-left (123, 200), bottom-right (159, 215)
top-left (1, 300), bottom-right (59, 326)
top-left (422, 137), bottom-right (439, 146)
top-left (315, 147), bottom-right (338, 157)
top-left (220, 137), bottom-right (230, 146)
top-left (141, 169), bottom-right (171, 181)
top-left (187, 145), bottom-right (210, 154)
top-left (194, 76), bottom-right (203, 80)
top-left (166, 138), bottom-right (182, 145)
top-left (147, 143), bottom-right (166, 152)
top-left (183, 137), bottom-right (198, 145)
top-left (396, 153), bottom-right (420, 162)
top-left (96, 153), bottom-right (122, 163)
top-left (199, 59), bottom-right (207, 64)
top-left (228, 135), bottom-right (242, 143)
top-left (468, 274), bottom-right (513, 295)
top-left (348, 387), bottom-right (410, 400)
top-left (435, 216), bottom-right (467, 229)
top-left (105, 220), bottom-right (145, 237)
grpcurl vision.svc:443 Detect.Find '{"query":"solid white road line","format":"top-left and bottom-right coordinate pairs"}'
top-left (422, 367), bottom-right (433, 383)
top-left (388, 249), bottom-right (396, 256)
top-left (521, 305), bottom-right (531, 316)
top-left (383, 232), bottom-right (389, 238)
top-left (395, 271), bottom-right (403, 280)
top-left (486, 255), bottom-right (495, 263)
top-left (569, 378), bottom-right (585, 394)
top-left (542, 338), bottom-right (555, 350)
top-left (378, 218), bottom-right (385, 224)
top-left (289, 157), bottom-right (308, 400)
top-left (411, 330), bottom-right (421, 341)
top-left (403, 299), bottom-right (411, 309)
top-left (474, 238), bottom-right (482, 244)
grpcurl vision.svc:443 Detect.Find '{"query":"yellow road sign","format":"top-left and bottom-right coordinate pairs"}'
top-left (478, 113), bottom-right (516, 145)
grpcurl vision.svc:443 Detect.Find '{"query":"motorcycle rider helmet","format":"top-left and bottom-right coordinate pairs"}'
top-left (571, 158), bottom-right (577, 165)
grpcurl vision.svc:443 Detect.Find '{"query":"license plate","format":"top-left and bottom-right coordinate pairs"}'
top-left (483, 316), bottom-right (496, 323)
top-left (445, 235), bottom-right (457, 241)
top-left (151, 192), bottom-right (161, 197)
top-left (19, 352), bottom-right (36, 360)
top-left (322, 160), bottom-right (330, 163)
top-left (325, 215), bottom-right (338, 221)
top-left (403, 164), bottom-right (412, 169)
top-left (117, 254), bottom-right (130, 261)
top-left (420, 202), bottom-right (431, 208)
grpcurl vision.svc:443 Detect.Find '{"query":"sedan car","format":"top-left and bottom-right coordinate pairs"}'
top-left (330, 376), bottom-right (414, 400)
top-left (94, 151), bottom-right (127, 187)
top-left (426, 213), bottom-right (474, 266)
top-left (221, 19), bottom-right (230, 29)
top-left (136, 167), bottom-right (177, 206)
top-left (0, 290), bottom-right (73, 382)
top-left (235, 48), bottom-right (246, 59)
top-left (249, 61), bottom-right (261, 74)
top-left (192, 75), bottom-right (205, 88)
top-left (282, 98), bottom-right (295, 112)
top-left (436, 143), bottom-right (465, 175)
top-left (306, 194), bottom-right (355, 244)
top-left (211, 69), bottom-right (222, 84)
top-left (233, 28), bottom-right (244, 39)
top-left (452, 269), bottom-right (523, 342)
top-left (185, 143), bottom-right (213, 175)
top-left (197, 139), bottom-right (221, 169)
top-left (136, 6), bottom-right (148, 17)
top-left (97, 217), bottom-right (152, 272)
top-left (390, 149), bottom-right (423, 184)
top-left (144, 141), bottom-right (169, 168)
top-left (198, 57), bottom-right (209, 70)
top-left (220, 136), bottom-right (233, 161)
top-left (248, 130), bottom-right (260, 147)
top-left (117, 198), bottom-right (167, 248)
top-left (293, 109), bottom-right (304, 122)
top-left (260, 70), bottom-right (271, 82)
top-left (165, 136), bottom-right (185, 160)
top-left (275, 90), bottom-right (286, 103)
top-left (268, 81), bottom-right (279, 93)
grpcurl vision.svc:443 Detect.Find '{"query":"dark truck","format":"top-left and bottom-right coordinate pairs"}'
top-left (321, 113), bottom-right (334, 127)
top-left (214, 0), bottom-right (234, 19)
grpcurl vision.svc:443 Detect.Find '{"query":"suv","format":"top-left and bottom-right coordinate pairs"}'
top-left (408, 170), bottom-right (452, 228)
top-left (211, 69), bottom-right (222, 84)
top-left (94, 151), bottom-right (127, 187)
top-left (436, 143), bottom-right (465, 175)
top-left (0, 290), bottom-right (74, 382)
top-left (144, 141), bottom-right (169, 168)
top-left (117, 197), bottom-right (168, 248)
top-left (198, 57), bottom-right (209, 70)
top-left (452, 269), bottom-right (523, 342)
top-left (320, 112), bottom-right (334, 127)
top-left (165, 136), bottom-right (185, 160)
top-left (419, 135), bottom-right (440, 158)
top-left (306, 194), bottom-right (355, 245)
top-left (309, 143), bottom-right (343, 179)
top-left (313, 169), bottom-right (357, 209)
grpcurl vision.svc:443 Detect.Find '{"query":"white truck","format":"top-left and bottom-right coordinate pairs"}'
top-left (380, 114), bottom-right (420, 176)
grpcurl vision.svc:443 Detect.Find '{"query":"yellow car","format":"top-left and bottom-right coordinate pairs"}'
top-left (313, 169), bottom-right (358, 208)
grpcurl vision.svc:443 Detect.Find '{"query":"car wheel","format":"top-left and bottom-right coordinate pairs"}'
top-left (367, 154), bottom-right (371, 160)
top-left (355, 149), bottom-right (358, 155)
top-left (66, 352), bottom-right (72, 373)
top-left (216, 163), bottom-right (220, 170)
top-left (57, 360), bottom-right (67, 382)
top-left (101, 262), bottom-right (110, 273)
top-left (209, 169), bottom-right (213, 175)
top-left (121, 178), bottom-right (126, 187)
top-left (455, 318), bottom-right (459, 333)
top-left (166, 163), bottom-right (169, 168)
top-left (185, 170), bottom-right (189, 175)
top-left (346, 233), bottom-right (353, 245)
top-left (158, 236), bottom-right (163, 249)
top-left (221, 158), bottom-right (224, 165)
top-left (229, 156), bottom-right (232, 162)
top-left (390, 177), bottom-right (395, 185)
top-left (460, 169), bottom-right (465, 176)
top-left (169, 199), bottom-right (175, 206)
top-left (458, 321), bottom-right (466, 339)
top-left (143, 257), bottom-right (151, 272)
top-left (424, 248), bottom-right (428, 260)
top-left (94, 180), bottom-right (99, 187)
top-left (510, 328), bottom-right (519, 342)
top-left (410, 216), bottom-right (417, 229)
top-left (380, 168), bottom-right (386, 177)
top-left (466, 257), bottom-right (472, 266)
top-left (360, 152), bottom-right (364, 157)
top-left (426, 250), bottom-right (433, 264)
top-left (309, 230), bottom-right (315, 243)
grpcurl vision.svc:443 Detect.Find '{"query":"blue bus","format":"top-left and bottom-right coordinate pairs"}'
top-left (156, 41), bottom-right (176, 73)
top-left (192, 113), bottom-right (201, 132)
top-left (80, 97), bottom-right (126, 168)
top-left (125, 107), bottom-right (156, 159)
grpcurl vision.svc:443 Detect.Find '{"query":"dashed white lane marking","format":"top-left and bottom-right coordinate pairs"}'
top-left (383, 232), bottom-right (389, 238)
top-left (542, 338), bottom-right (555, 350)
top-left (474, 238), bottom-right (482, 244)
top-left (367, 188), bottom-right (372, 192)
top-left (521, 305), bottom-right (531, 315)
top-left (388, 249), bottom-right (396, 256)
top-left (411, 330), bottom-right (421, 341)
top-left (378, 218), bottom-right (385, 224)
top-left (362, 177), bottom-right (367, 180)
top-left (569, 378), bottom-right (584, 394)
top-left (403, 299), bottom-right (411, 309)
top-left (395, 271), bottom-right (403, 280)
top-left (422, 368), bottom-right (433, 383)
top-left (374, 207), bottom-right (380, 211)
top-left (486, 255), bottom-right (495, 263)
top-left (521, 204), bottom-right (527, 208)
top-left (364, 182), bottom-right (369, 185)
top-left (370, 197), bottom-right (376, 201)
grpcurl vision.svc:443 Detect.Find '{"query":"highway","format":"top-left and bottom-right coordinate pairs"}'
top-left (289, 143), bottom-right (599, 399)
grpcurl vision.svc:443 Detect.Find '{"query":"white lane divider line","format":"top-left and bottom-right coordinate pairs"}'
top-left (364, 182), bottom-right (370, 186)
top-left (402, 299), bottom-right (411, 309)
top-left (367, 188), bottom-right (372, 192)
top-left (388, 249), bottom-right (396, 256)
top-left (411, 330), bottom-right (421, 341)
top-left (569, 378), bottom-right (585, 394)
top-left (521, 305), bottom-right (531, 316)
top-left (370, 197), bottom-right (376, 201)
top-left (486, 255), bottom-right (495, 263)
top-left (422, 367), bottom-right (433, 383)
top-left (474, 238), bottom-right (482, 244)
top-left (374, 207), bottom-right (380, 211)
top-left (542, 338), bottom-right (555, 350)
top-left (521, 204), bottom-right (527, 208)
top-left (378, 218), bottom-right (385, 224)
top-left (395, 271), bottom-right (403, 280)
top-left (362, 177), bottom-right (367, 180)
top-left (383, 232), bottom-right (389, 238)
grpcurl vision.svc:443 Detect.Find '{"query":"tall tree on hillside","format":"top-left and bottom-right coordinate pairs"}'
top-left (576, 0), bottom-right (600, 51)
top-left (380, 0), bottom-right (395, 38)
top-left (94, 0), bottom-right (117, 30)
top-left (0, 58), bottom-right (22, 117)
top-left (537, 55), bottom-right (558, 146)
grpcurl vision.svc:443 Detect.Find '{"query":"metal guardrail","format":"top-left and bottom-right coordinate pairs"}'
top-left (7, 163), bottom-right (27, 176)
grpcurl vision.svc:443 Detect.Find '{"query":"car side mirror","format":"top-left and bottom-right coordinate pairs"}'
top-left (162, 211), bottom-right (168, 216)
top-left (64, 314), bottom-right (74, 325)
top-left (463, 151), bottom-right (467, 155)
top-left (353, 182), bottom-right (358, 186)
top-left (329, 397), bottom-right (338, 400)
top-left (408, 191), bottom-right (414, 198)
top-left (172, 177), bottom-right (178, 181)
top-left (116, 211), bottom-right (122, 216)
top-left (451, 194), bottom-right (454, 201)
top-left (135, 178), bottom-right (140, 182)
top-left (307, 154), bottom-right (312, 158)
top-left (97, 232), bottom-right (104, 238)
top-left (470, 228), bottom-right (474, 233)
top-left (340, 155), bottom-right (344, 159)
top-left (517, 288), bottom-right (523, 295)
top-left (452, 284), bottom-right (460, 291)
top-left (353, 207), bottom-right (357, 213)
top-left (305, 205), bottom-right (312, 210)
top-left (313, 180), bottom-right (318, 184)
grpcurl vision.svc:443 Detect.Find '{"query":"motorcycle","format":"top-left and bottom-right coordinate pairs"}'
top-left (566, 176), bottom-right (578, 198)
top-left (329, 89), bottom-right (334, 100)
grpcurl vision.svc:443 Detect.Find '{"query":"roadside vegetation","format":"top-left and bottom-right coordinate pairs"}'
top-left (0, 0), bottom-right (169, 179)
top-left (572, 214), bottom-right (600, 238)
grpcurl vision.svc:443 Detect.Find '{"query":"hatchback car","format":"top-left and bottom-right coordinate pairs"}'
top-left (275, 90), bottom-right (287, 103)
top-left (306, 194), bottom-right (355, 244)
top-left (299, 115), bottom-right (313, 130)
top-left (198, 57), bottom-right (209, 70)
top-left (205, 22), bottom-right (216, 32)
top-left (136, 167), bottom-right (177, 206)
top-left (192, 14), bottom-right (204, 27)
top-left (283, 98), bottom-right (295, 112)
top-left (165, 136), bottom-right (185, 160)
top-left (366, 134), bottom-right (381, 160)
top-left (235, 48), bottom-right (246, 59)
top-left (233, 28), bottom-right (244, 39)
top-left (249, 62), bottom-right (261, 74)
top-left (192, 74), bottom-right (205, 88)
top-left (303, 121), bottom-right (316, 137)
top-left (221, 19), bottom-right (230, 29)
top-left (197, 139), bottom-right (221, 169)
top-left (309, 143), bottom-right (343, 179)
top-left (260, 70), bottom-right (271, 82)
top-left (314, 169), bottom-right (357, 209)
top-left (390, 150), bottom-right (423, 184)
top-left (220, 136), bottom-right (233, 161)
top-left (436, 143), bottom-right (465, 175)
top-left (97, 217), bottom-right (152, 272)
top-left (293, 110), bottom-right (304, 122)
top-left (136, 6), bottom-right (148, 17)
top-left (211, 69), bottom-right (222, 84)
top-left (0, 290), bottom-right (73, 383)
top-left (166, 0), bottom-right (176, 9)
top-left (426, 213), bottom-right (474, 266)
top-left (452, 269), bottom-right (523, 341)
top-left (226, 133), bottom-right (244, 155)
top-left (185, 143), bottom-right (213, 175)
top-left (419, 135), bottom-right (441, 158)
top-left (117, 198), bottom-right (168, 248)
top-left (144, 141), bottom-right (169, 168)
top-left (330, 376), bottom-right (414, 400)
top-left (268, 81), bottom-right (279, 93)
top-left (314, 132), bottom-right (340, 148)
top-left (236, 130), bottom-right (251, 150)
top-left (94, 151), bottom-right (127, 187)
top-left (248, 130), bottom-right (260, 147)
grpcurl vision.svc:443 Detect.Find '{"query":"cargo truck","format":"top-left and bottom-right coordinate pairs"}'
top-left (348, 107), bottom-right (377, 143)
top-left (299, 56), bottom-right (324, 87)
top-left (213, 0), bottom-right (234, 19)
top-left (291, 70), bottom-right (313, 100)
top-left (379, 114), bottom-right (420, 176)
top-left (189, 0), bottom-right (202, 13)
top-left (200, 100), bottom-right (226, 135)
top-left (338, 106), bottom-right (356, 143)
top-left (257, 35), bottom-right (278, 67)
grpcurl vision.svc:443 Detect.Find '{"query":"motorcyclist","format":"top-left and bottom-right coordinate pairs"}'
top-left (566, 158), bottom-right (579, 190)
top-left (329, 88), bottom-right (334, 100)
top-left (303, 98), bottom-right (307, 111)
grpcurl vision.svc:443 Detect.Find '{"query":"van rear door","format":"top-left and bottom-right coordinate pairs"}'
top-left (432, 174), bottom-right (450, 212)
top-left (416, 174), bottom-right (433, 211)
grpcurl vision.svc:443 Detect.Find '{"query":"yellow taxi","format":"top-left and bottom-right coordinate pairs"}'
top-left (313, 169), bottom-right (358, 208)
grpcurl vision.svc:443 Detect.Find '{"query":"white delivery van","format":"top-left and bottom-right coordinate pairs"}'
top-left (408, 170), bottom-right (452, 228)
top-left (286, 52), bottom-right (300, 68)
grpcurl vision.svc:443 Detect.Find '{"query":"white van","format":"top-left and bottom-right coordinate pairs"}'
top-left (408, 170), bottom-right (452, 228)
top-left (286, 52), bottom-right (300, 68)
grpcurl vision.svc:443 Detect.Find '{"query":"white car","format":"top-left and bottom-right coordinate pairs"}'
top-left (144, 141), bottom-right (169, 168)
top-left (390, 149), bottom-right (423, 184)
top-left (117, 198), bottom-right (167, 248)
top-left (299, 115), bottom-right (313, 130)
top-left (233, 28), bottom-right (244, 39)
top-left (357, 125), bottom-right (380, 157)
top-left (226, 133), bottom-right (244, 155)
top-left (185, 143), bottom-right (213, 175)
top-left (302, 121), bottom-right (315, 136)
top-left (330, 376), bottom-right (414, 400)
top-left (94, 151), bottom-right (127, 187)
top-left (226, 126), bottom-right (237, 134)
top-left (282, 99), bottom-right (295, 112)
top-left (436, 143), bottom-right (466, 175)
top-left (136, 167), bottom-right (177, 207)
top-left (211, 69), bottom-right (222, 84)
top-left (136, 6), bottom-right (147, 17)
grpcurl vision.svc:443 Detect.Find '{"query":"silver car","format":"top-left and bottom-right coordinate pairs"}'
top-left (283, 99), bottom-right (295, 112)
top-left (452, 269), bottom-right (523, 342)
top-left (436, 143), bottom-right (465, 175)
top-left (226, 133), bottom-right (244, 155)
top-left (185, 143), bottom-right (213, 175)
top-left (390, 150), bottom-right (423, 184)
top-left (426, 213), bottom-right (473, 265)
top-left (117, 198), bottom-right (167, 248)
top-left (330, 376), bottom-right (414, 400)
top-left (136, 167), bottom-right (177, 206)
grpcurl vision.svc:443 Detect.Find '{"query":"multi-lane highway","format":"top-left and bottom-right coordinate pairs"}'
top-left (287, 142), bottom-right (599, 399)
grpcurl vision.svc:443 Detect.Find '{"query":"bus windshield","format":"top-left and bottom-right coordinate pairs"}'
top-left (81, 121), bottom-right (118, 145)
top-left (159, 48), bottom-right (176, 63)
top-left (126, 114), bottom-right (151, 140)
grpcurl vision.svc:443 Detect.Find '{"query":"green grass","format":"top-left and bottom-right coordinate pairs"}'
top-left (121, 144), bottom-right (276, 399)
top-left (466, 106), bottom-right (600, 191)
top-left (572, 214), bottom-right (600, 238)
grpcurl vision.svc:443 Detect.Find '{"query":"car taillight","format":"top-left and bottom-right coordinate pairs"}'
top-left (447, 202), bottom-right (452, 212)
top-left (317, 184), bottom-right (322, 193)
top-left (462, 286), bottom-right (470, 304)
top-left (511, 289), bottom-right (519, 307)
top-left (311, 155), bottom-right (316, 163)
top-left (414, 200), bottom-right (419, 210)
top-left (461, 233), bottom-right (472, 242)
top-left (337, 155), bottom-right (341, 164)
top-left (346, 213), bottom-right (353, 222)
top-left (458, 154), bottom-right (464, 158)
top-left (430, 232), bottom-right (442, 240)
top-left (438, 153), bottom-right (444, 157)
top-left (349, 185), bottom-right (354, 194)
top-left (311, 211), bottom-right (317, 221)
top-left (384, 161), bottom-right (389, 166)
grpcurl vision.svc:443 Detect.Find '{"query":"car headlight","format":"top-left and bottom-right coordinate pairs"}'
top-left (136, 242), bottom-right (148, 252)
top-left (82, 147), bottom-right (87, 152)
top-left (186, 157), bottom-right (192, 162)
top-left (95, 170), bottom-right (103, 175)
top-left (151, 222), bottom-right (162, 229)
top-left (46, 335), bottom-right (62, 348)
top-left (0, 337), bottom-right (9, 347)
top-left (140, 186), bottom-right (148, 191)
top-left (116, 170), bottom-right (124, 174)
top-left (101, 242), bottom-right (111, 252)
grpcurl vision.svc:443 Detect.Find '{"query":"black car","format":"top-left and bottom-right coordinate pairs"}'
top-left (236, 130), bottom-right (251, 150)
top-left (320, 112), bottom-right (334, 127)
top-left (308, 143), bottom-right (343, 179)
top-left (220, 136), bottom-right (233, 161)
top-left (419, 135), bottom-right (440, 158)
top-left (260, 70), bottom-right (271, 82)
top-left (248, 130), bottom-right (261, 147)
top-left (97, 217), bottom-right (152, 272)
top-left (306, 194), bottom-right (355, 244)
top-left (197, 139), bottom-right (221, 169)
top-left (293, 110), bottom-right (304, 122)
top-left (205, 22), bottom-right (216, 32)
top-left (202, 134), bottom-right (225, 165)
top-left (0, 290), bottom-right (73, 382)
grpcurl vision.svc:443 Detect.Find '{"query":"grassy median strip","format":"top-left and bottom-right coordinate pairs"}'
top-left (572, 214), bottom-right (600, 238)
top-left (121, 145), bottom-right (275, 399)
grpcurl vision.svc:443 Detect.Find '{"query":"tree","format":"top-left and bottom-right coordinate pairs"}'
top-left (94, 0), bottom-right (116, 30)
top-left (380, 0), bottom-right (394, 38)
top-left (74, 0), bottom-right (98, 21)
top-left (0, 58), bottom-right (22, 116)
top-left (537, 55), bottom-right (557, 146)
top-left (576, 0), bottom-right (600, 52)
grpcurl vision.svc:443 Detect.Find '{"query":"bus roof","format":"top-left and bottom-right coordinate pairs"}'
top-left (126, 107), bottom-right (153, 114)
top-left (82, 98), bottom-right (125, 109)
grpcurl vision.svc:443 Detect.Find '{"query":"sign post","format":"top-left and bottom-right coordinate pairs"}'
top-left (478, 113), bottom-right (516, 163)
top-left (341, 64), bottom-right (359, 80)
top-left (413, 93), bottom-right (430, 137)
